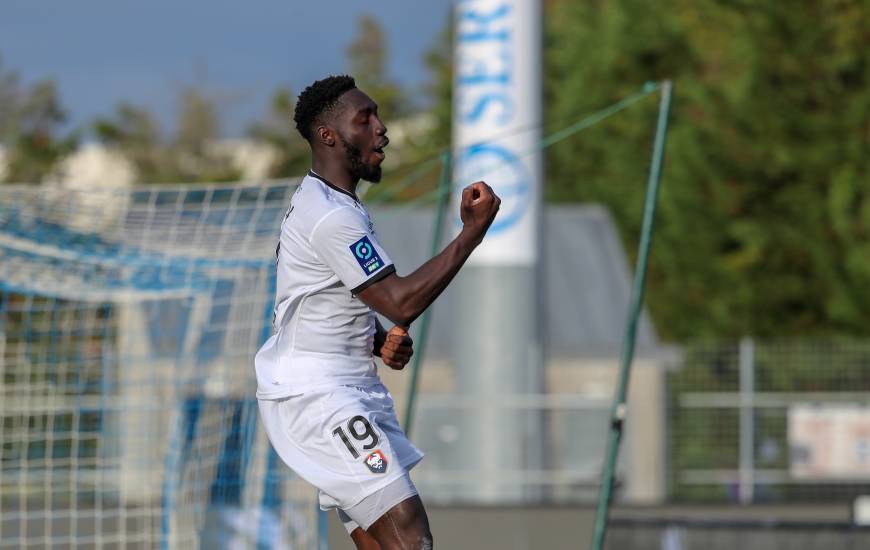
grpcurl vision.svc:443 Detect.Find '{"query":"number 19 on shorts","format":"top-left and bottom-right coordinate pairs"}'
top-left (332, 415), bottom-right (380, 459)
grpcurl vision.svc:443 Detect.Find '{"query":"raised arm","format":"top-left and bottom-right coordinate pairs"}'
top-left (357, 181), bottom-right (500, 327)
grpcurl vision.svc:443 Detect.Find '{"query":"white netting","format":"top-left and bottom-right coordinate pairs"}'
top-left (0, 181), bottom-right (323, 549)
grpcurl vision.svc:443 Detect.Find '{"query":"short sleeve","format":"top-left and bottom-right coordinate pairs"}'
top-left (309, 207), bottom-right (395, 294)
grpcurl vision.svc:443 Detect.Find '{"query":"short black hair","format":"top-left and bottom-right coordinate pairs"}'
top-left (293, 75), bottom-right (357, 142)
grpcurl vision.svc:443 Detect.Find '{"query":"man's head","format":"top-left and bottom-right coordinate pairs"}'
top-left (294, 75), bottom-right (389, 183)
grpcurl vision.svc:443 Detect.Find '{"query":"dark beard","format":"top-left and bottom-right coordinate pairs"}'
top-left (342, 140), bottom-right (382, 183)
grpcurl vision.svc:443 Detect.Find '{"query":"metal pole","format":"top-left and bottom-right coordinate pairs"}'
top-left (590, 80), bottom-right (673, 550)
top-left (739, 337), bottom-right (755, 504)
top-left (403, 152), bottom-right (452, 436)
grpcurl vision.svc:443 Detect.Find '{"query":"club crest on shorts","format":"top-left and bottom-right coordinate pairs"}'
top-left (364, 450), bottom-right (388, 474)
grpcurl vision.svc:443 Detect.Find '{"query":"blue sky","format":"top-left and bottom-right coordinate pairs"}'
top-left (0, 0), bottom-right (454, 137)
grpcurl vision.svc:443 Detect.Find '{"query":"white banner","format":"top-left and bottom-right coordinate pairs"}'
top-left (789, 404), bottom-right (870, 479)
top-left (451, 0), bottom-right (542, 266)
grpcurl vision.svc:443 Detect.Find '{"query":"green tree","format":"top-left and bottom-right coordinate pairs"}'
top-left (418, 11), bottom-right (454, 155)
top-left (246, 87), bottom-right (309, 178)
top-left (172, 87), bottom-right (240, 182)
top-left (544, 0), bottom-right (869, 339)
top-left (93, 102), bottom-right (166, 181)
top-left (0, 54), bottom-right (20, 143)
top-left (346, 14), bottom-right (408, 120)
top-left (5, 80), bottom-right (78, 183)
top-left (545, 0), bottom-right (739, 339)
top-left (94, 87), bottom-right (241, 183)
top-left (0, 55), bottom-right (77, 183)
top-left (420, 0), bottom-right (869, 339)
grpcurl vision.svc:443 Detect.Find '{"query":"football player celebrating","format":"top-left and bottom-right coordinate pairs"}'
top-left (255, 75), bottom-right (500, 550)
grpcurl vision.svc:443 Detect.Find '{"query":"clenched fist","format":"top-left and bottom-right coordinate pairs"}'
top-left (459, 181), bottom-right (501, 244)
top-left (376, 325), bottom-right (414, 370)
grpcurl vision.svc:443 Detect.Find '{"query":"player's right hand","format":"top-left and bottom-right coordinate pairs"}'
top-left (380, 326), bottom-right (414, 370)
top-left (459, 181), bottom-right (501, 241)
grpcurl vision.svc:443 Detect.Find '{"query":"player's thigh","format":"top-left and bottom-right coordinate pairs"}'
top-left (350, 527), bottom-right (382, 550)
top-left (366, 495), bottom-right (432, 550)
top-left (338, 504), bottom-right (385, 550)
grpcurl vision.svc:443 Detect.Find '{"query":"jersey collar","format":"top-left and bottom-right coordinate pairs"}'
top-left (308, 170), bottom-right (360, 203)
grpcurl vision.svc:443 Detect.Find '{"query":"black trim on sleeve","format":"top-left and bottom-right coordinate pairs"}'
top-left (308, 170), bottom-right (360, 202)
top-left (350, 264), bottom-right (396, 295)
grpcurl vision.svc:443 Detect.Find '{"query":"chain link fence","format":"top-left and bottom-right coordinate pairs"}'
top-left (669, 339), bottom-right (870, 504)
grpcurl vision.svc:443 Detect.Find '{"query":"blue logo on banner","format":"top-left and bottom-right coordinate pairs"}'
top-left (350, 236), bottom-right (383, 275)
top-left (455, 143), bottom-right (530, 235)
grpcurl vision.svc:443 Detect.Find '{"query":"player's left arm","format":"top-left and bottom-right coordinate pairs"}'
top-left (373, 319), bottom-right (413, 370)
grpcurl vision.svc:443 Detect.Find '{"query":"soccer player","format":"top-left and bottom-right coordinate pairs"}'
top-left (255, 75), bottom-right (500, 550)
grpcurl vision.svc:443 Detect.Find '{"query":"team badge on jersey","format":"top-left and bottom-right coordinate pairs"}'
top-left (350, 236), bottom-right (384, 275)
top-left (364, 450), bottom-right (388, 474)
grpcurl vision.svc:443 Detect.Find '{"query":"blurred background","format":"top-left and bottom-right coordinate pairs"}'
top-left (0, 1), bottom-right (868, 549)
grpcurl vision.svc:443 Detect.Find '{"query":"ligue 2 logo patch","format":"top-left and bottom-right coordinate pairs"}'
top-left (350, 235), bottom-right (384, 275)
top-left (364, 450), bottom-right (388, 474)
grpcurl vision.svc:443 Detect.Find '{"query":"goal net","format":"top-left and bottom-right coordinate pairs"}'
top-left (0, 181), bottom-right (322, 548)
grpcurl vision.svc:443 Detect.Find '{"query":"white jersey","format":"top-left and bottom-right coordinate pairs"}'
top-left (255, 171), bottom-right (395, 399)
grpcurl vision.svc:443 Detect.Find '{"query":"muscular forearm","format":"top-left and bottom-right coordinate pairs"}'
top-left (396, 229), bottom-right (479, 324)
top-left (358, 180), bottom-right (500, 328)
top-left (359, 228), bottom-right (480, 327)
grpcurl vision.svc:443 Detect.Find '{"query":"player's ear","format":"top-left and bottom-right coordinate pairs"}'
top-left (315, 125), bottom-right (335, 147)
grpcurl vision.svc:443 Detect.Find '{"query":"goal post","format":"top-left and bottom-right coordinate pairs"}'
top-left (0, 181), bottom-right (321, 548)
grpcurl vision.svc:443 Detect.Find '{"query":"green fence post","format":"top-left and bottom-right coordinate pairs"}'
top-left (403, 151), bottom-right (452, 437)
top-left (590, 80), bottom-right (673, 550)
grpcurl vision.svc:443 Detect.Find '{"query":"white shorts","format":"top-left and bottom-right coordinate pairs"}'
top-left (336, 472), bottom-right (418, 533)
top-left (258, 383), bottom-right (424, 529)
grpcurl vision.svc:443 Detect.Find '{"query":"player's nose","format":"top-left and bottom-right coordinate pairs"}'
top-left (374, 116), bottom-right (387, 136)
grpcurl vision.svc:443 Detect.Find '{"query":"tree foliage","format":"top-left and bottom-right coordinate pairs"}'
top-left (172, 87), bottom-right (240, 182)
top-left (93, 87), bottom-right (241, 183)
top-left (92, 102), bottom-right (164, 180)
top-left (246, 87), bottom-right (309, 178)
top-left (542, 0), bottom-right (869, 340)
top-left (419, 11), bottom-right (454, 154)
top-left (418, 0), bottom-right (869, 339)
top-left (0, 55), bottom-right (77, 183)
top-left (346, 14), bottom-right (408, 120)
